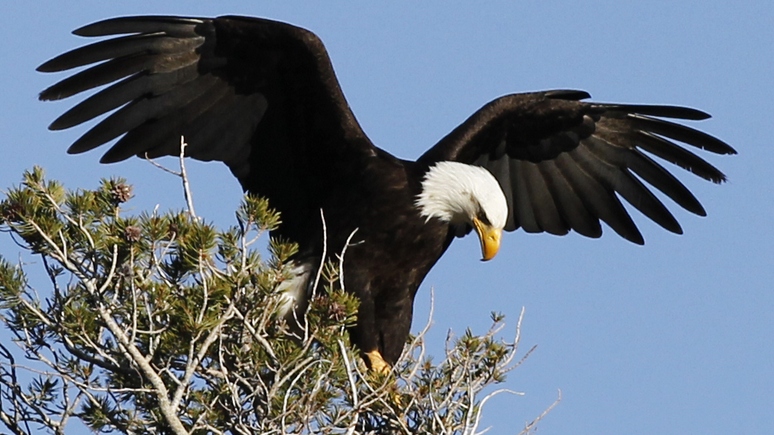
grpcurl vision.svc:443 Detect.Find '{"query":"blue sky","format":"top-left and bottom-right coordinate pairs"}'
top-left (1, 2), bottom-right (772, 434)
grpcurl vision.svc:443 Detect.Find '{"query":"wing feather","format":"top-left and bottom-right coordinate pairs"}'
top-left (635, 130), bottom-right (727, 183)
top-left (511, 160), bottom-right (540, 233)
top-left (479, 153), bottom-right (517, 231)
top-left (521, 161), bottom-right (567, 235)
top-left (37, 33), bottom-right (203, 73)
top-left (580, 138), bottom-right (682, 234)
top-left (591, 126), bottom-right (707, 215)
top-left (69, 74), bottom-right (222, 155)
top-left (73, 16), bottom-right (203, 37)
top-left (100, 83), bottom-right (234, 162)
top-left (49, 65), bottom-right (200, 130)
top-left (537, 160), bottom-right (601, 238)
top-left (626, 114), bottom-right (734, 155)
top-left (565, 149), bottom-right (644, 244)
top-left (40, 54), bottom-right (165, 101)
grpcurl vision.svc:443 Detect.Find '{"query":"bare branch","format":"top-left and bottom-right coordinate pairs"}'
top-left (142, 136), bottom-right (196, 217)
top-left (178, 137), bottom-right (196, 218)
top-left (518, 389), bottom-right (562, 435)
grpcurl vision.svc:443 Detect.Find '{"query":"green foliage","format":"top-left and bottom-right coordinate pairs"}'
top-left (0, 168), bottom-right (544, 435)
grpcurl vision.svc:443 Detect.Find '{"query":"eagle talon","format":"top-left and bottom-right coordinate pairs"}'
top-left (364, 350), bottom-right (404, 407)
top-left (365, 350), bottom-right (391, 375)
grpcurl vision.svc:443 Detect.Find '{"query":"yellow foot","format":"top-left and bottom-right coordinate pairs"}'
top-left (364, 350), bottom-right (403, 408)
top-left (364, 349), bottom-right (391, 374)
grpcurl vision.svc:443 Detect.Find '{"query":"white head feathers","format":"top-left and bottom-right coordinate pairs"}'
top-left (415, 161), bottom-right (508, 229)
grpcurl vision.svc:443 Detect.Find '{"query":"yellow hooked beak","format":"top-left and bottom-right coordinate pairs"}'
top-left (472, 217), bottom-right (502, 261)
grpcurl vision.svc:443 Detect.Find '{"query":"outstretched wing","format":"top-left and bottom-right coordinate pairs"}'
top-left (38, 15), bottom-right (372, 186)
top-left (419, 90), bottom-right (736, 244)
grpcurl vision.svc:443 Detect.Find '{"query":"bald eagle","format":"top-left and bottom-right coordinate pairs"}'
top-left (38, 15), bottom-right (735, 372)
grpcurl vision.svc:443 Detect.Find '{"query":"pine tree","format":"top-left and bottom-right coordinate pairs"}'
top-left (0, 167), bottom-right (555, 434)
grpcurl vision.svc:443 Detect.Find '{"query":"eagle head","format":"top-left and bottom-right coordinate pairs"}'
top-left (416, 161), bottom-right (508, 261)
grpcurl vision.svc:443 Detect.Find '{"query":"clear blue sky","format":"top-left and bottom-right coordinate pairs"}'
top-left (1, 2), bottom-right (772, 434)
